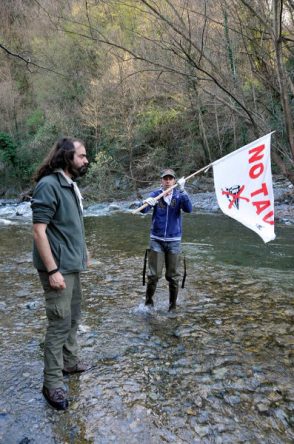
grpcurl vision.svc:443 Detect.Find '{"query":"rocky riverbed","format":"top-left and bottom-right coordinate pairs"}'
top-left (0, 175), bottom-right (293, 228)
top-left (0, 175), bottom-right (293, 443)
top-left (0, 211), bottom-right (294, 444)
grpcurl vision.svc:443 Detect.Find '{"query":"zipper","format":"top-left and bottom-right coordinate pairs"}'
top-left (164, 204), bottom-right (169, 238)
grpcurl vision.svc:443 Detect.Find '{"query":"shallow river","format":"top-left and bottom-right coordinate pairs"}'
top-left (0, 210), bottom-right (293, 444)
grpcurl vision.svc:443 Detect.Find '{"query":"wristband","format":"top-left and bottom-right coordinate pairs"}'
top-left (48, 268), bottom-right (59, 276)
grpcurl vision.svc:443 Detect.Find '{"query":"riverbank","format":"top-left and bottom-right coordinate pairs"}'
top-left (0, 175), bottom-right (293, 225)
top-left (117, 175), bottom-right (294, 225)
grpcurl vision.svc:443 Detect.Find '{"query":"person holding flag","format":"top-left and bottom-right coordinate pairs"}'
top-left (140, 168), bottom-right (192, 311)
top-left (135, 133), bottom-right (275, 308)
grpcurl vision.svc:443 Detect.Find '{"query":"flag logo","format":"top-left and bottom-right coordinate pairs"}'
top-left (222, 185), bottom-right (250, 210)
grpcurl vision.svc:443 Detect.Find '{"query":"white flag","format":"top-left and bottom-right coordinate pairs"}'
top-left (212, 133), bottom-right (275, 243)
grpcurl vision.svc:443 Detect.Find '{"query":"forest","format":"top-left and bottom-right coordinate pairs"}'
top-left (0, 0), bottom-right (293, 199)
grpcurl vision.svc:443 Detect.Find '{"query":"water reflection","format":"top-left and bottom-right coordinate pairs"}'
top-left (0, 213), bottom-right (293, 443)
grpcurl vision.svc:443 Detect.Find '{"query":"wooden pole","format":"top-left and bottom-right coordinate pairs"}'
top-left (132, 163), bottom-right (213, 214)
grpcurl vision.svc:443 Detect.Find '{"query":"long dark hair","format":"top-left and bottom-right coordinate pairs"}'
top-left (33, 137), bottom-right (83, 182)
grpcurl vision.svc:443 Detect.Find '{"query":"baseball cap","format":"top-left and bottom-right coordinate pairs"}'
top-left (160, 168), bottom-right (176, 178)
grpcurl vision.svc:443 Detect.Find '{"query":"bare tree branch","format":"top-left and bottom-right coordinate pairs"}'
top-left (0, 42), bottom-right (68, 78)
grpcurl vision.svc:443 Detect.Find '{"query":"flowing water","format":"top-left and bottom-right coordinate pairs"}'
top-left (0, 206), bottom-right (293, 444)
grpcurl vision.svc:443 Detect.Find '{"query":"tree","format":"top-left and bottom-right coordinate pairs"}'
top-left (0, 0), bottom-right (293, 193)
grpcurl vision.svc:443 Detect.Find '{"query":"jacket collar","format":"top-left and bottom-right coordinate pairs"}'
top-left (54, 170), bottom-right (73, 188)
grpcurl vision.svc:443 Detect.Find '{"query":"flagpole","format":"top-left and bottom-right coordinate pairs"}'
top-left (132, 163), bottom-right (213, 214)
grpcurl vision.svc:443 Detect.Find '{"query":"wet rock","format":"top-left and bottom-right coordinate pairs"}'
top-left (194, 396), bottom-right (203, 407)
top-left (18, 438), bottom-right (31, 444)
top-left (128, 201), bottom-right (141, 209)
top-left (275, 335), bottom-right (294, 347)
top-left (213, 367), bottom-right (229, 379)
top-left (273, 407), bottom-right (290, 427)
top-left (25, 301), bottom-right (39, 310)
top-left (15, 289), bottom-right (31, 298)
top-left (267, 391), bottom-right (283, 403)
top-left (192, 423), bottom-right (211, 437)
top-left (256, 401), bottom-right (271, 413)
top-left (197, 411), bottom-right (210, 424)
top-left (186, 407), bottom-right (197, 416)
top-left (190, 177), bottom-right (214, 192)
top-left (215, 422), bottom-right (236, 433)
top-left (148, 392), bottom-right (158, 401)
top-left (0, 218), bottom-right (16, 225)
top-left (224, 394), bottom-right (241, 405)
top-left (108, 203), bottom-right (121, 211)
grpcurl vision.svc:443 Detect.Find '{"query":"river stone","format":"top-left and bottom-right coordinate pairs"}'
top-left (16, 289), bottom-right (31, 298)
top-left (224, 394), bottom-right (241, 405)
top-left (25, 301), bottom-right (39, 310)
top-left (273, 407), bottom-right (289, 427)
top-left (108, 203), bottom-right (121, 211)
top-left (213, 367), bottom-right (228, 379)
top-left (256, 402), bottom-right (270, 413)
top-left (148, 392), bottom-right (158, 401)
top-left (192, 423), bottom-right (211, 437)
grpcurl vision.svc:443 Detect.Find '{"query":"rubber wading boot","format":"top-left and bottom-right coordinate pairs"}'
top-left (168, 284), bottom-right (179, 311)
top-left (145, 282), bottom-right (157, 306)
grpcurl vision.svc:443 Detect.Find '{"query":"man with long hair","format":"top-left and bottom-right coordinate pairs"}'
top-left (31, 137), bottom-right (90, 410)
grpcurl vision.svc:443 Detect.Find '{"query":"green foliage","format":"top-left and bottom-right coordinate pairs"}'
top-left (85, 151), bottom-right (120, 197)
top-left (137, 107), bottom-right (180, 136)
top-left (26, 109), bottom-right (45, 135)
top-left (0, 133), bottom-right (17, 166)
top-left (16, 118), bottom-right (67, 183)
top-left (0, 0), bottom-right (293, 194)
top-left (285, 55), bottom-right (294, 82)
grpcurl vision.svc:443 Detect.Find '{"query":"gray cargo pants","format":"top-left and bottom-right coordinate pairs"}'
top-left (38, 272), bottom-right (82, 389)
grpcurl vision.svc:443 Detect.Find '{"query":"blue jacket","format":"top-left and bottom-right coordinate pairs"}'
top-left (141, 188), bottom-right (192, 241)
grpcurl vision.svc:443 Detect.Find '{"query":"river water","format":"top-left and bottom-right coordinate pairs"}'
top-left (0, 204), bottom-right (293, 444)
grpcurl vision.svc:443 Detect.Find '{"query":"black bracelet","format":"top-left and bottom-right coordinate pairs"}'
top-left (48, 268), bottom-right (59, 276)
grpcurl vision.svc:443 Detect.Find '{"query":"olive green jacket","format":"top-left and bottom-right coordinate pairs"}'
top-left (31, 172), bottom-right (87, 274)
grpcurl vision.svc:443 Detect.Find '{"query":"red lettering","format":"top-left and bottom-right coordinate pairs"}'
top-left (249, 144), bottom-right (265, 164)
top-left (250, 182), bottom-right (269, 198)
top-left (263, 211), bottom-right (274, 225)
top-left (248, 142), bottom-right (274, 227)
top-left (252, 200), bottom-right (271, 215)
top-left (249, 163), bottom-right (264, 179)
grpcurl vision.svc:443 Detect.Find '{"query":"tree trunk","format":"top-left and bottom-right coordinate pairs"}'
top-left (273, 0), bottom-right (294, 162)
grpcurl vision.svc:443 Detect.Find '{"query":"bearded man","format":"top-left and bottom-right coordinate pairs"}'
top-left (31, 137), bottom-right (90, 410)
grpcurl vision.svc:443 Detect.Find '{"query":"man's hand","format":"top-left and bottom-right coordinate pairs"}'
top-left (144, 197), bottom-right (157, 207)
top-left (177, 177), bottom-right (186, 192)
top-left (49, 271), bottom-right (66, 290)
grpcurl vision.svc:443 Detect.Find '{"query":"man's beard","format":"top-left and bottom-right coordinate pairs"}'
top-left (68, 164), bottom-right (88, 179)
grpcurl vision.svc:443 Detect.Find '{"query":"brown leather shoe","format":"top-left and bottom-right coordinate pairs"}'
top-left (42, 386), bottom-right (68, 411)
top-left (63, 361), bottom-right (90, 375)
